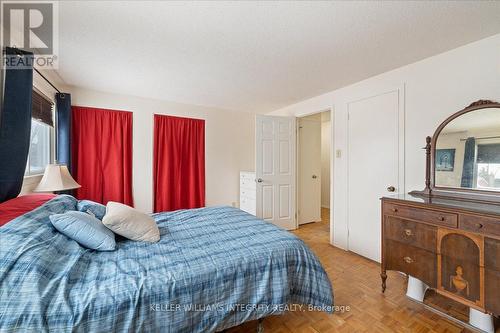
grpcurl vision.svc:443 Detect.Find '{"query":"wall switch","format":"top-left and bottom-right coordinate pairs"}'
top-left (336, 150), bottom-right (342, 158)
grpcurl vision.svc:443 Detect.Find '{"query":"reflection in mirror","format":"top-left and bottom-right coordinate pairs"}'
top-left (435, 108), bottom-right (500, 191)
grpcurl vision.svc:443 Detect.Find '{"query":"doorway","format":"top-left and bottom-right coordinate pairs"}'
top-left (298, 110), bottom-right (332, 228)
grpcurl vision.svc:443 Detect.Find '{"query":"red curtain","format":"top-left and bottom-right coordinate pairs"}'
top-left (154, 115), bottom-right (205, 212)
top-left (72, 106), bottom-right (133, 206)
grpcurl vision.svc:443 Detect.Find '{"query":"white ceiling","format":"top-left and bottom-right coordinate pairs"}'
top-left (57, 1), bottom-right (500, 113)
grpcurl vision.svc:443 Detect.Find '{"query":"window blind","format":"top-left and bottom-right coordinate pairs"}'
top-left (32, 90), bottom-right (54, 127)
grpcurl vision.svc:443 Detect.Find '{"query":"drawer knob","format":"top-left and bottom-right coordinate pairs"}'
top-left (475, 223), bottom-right (483, 229)
top-left (404, 229), bottom-right (413, 236)
top-left (392, 208), bottom-right (398, 213)
top-left (438, 216), bottom-right (445, 222)
top-left (403, 256), bottom-right (413, 264)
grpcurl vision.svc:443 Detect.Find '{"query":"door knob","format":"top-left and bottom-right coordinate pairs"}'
top-left (312, 175), bottom-right (318, 179)
top-left (387, 186), bottom-right (396, 192)
top-left (257, 178), bottom-right (263, 183)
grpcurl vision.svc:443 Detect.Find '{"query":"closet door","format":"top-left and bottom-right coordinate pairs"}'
top-left (298, 117), bottom-right (322, 225)
top-left (348, 91), bottom-right (401, 262)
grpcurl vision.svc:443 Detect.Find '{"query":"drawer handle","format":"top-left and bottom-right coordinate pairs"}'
top-left (438, 216), bottom-right (445, 222)
top-left (403, 256), bottom-right (413, 264)
top-left (475, 223), bottom-right (483, 229)
top-left (392, 208), bottom-right (398, 213)
top-left (404, 229), bottom-right (413, 236)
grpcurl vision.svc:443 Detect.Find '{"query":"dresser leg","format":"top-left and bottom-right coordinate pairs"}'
top-left (381, 271), bottom-right (387, 293)
top-left (469, 308), bottom-right (494, 333)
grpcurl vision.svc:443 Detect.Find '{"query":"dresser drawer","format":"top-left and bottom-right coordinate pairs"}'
top-left (383, 203), bottom-right (457, 228)
top-left (384, 216), bottom-right (437, 252)
top-left (240, 188), bottom-right (255, 199)
top-left (384, 239), bottom-right (436, 287)
top-left (459, 214), bottom-right (500, 238)
top-left (240, 177), bottom-right (256, 190)
top-left (240, 196), bottom-right (256, 215)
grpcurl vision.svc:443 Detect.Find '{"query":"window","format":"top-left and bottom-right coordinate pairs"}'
top-left (25, 90), bottom-right (54, 176)
top-left (476, 143), bottom-right (500, 190)
top-left (25, 119), bottom-right (52, 175)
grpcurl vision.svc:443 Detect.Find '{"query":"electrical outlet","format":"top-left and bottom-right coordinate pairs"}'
top-left (336, 150), bottom-right (342, 158)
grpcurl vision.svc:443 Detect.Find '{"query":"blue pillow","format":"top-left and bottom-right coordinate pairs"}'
top-left (50, 211), bottom-right (116, 251)
top-left (77, 200), bottom-right (107, 220)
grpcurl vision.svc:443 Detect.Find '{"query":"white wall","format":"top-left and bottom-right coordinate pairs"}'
top-left (67, 87), bottom-right (255, 213)
top-left (270, 34), bottom-right (500, 250)
top-left (321, 113), bottom-right (331, 208)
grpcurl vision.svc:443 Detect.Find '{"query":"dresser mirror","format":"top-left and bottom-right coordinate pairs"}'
top-left (434, 104), bottom-right (500, 192)
top-left (413, 100), bottom-right (500, 203)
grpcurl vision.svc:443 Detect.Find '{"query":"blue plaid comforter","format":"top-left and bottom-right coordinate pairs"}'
top-left (0, 195), bottom-right (333, 332)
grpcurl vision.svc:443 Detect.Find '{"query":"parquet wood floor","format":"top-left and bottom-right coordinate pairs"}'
top-left (227, 209), bottom-right (497, 333)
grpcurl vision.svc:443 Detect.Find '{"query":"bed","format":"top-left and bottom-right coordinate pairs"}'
top-left (0, 195), bottom-right (334, 332)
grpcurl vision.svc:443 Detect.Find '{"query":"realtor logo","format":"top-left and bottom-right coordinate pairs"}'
top-left (1, 1), bottom-right (59, 68)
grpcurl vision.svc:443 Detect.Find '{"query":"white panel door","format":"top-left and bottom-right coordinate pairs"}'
top-left (298, 118), bottom-right (321, 225)
top-left (348, 91), bottom-right (400, 262)
top-left (256, 115), bottom-right (296, 230)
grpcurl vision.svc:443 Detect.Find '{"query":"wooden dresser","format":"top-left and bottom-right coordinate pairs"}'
top-left (240, 171), bottom-right (256, 215)
top-left (381, 194), bottom-right (500, 316)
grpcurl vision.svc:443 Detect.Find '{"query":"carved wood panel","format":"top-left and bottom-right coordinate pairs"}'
top-left (437, 228), bottom-right (484, 310)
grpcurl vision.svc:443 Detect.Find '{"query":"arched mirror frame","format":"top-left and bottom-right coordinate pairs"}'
top-left (418, 100), bottom-right (500, 204)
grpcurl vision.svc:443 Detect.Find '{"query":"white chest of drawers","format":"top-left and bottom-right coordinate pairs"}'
top-left (240, 171), bottom-right (256, 215)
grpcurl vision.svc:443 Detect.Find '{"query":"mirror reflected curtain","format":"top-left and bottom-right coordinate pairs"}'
top-left (435, 108), bottom-right (500, 191)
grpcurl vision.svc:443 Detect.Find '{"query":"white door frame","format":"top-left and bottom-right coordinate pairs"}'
top-left (296, 107), bottom-right (335, 240)
top-left (345, 84), bottom-right (405, 252)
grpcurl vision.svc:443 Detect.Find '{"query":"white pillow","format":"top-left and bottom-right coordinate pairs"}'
top-left (102, 202), bottom-right (160, 243)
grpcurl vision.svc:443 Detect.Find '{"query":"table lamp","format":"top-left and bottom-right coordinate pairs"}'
top-left (34, 164), bottom-right (81, 192)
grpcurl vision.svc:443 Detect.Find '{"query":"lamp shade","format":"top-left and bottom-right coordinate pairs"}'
top-left (34, 164), bottom-right (81, 192)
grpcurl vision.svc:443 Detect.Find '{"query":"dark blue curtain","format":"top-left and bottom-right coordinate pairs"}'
top-left (461, 137), bottom-right (476, 188)
top-left (55, 93), bottom-right (72, 169)
top-left (0, 47), bottom-right (34, 202)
